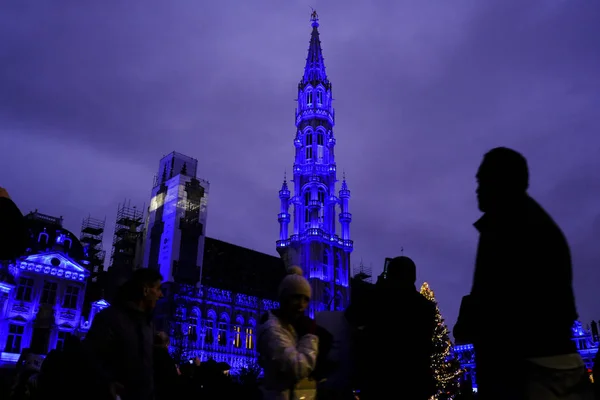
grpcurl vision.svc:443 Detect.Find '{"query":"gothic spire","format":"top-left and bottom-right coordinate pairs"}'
top-left (279, 172), bottom-right (290, 198)
top-left (341, 171), bottom-right (349, 192)
top-left (302, 10), bottom-right (328, 85)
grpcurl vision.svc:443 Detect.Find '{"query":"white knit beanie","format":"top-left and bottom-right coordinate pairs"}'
top-left (278, 266), bottom-right (312, 300)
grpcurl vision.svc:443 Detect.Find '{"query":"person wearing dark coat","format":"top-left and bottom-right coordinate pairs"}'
top-left (454, 147), bottom-right (590, 400)
top-left (153, 332), bottom-right (180, 400)
top-left (360, 256), bottom-right (437, 400)
top-left (82, 268), bottom-right (163, 400)
top-left (0, 187), bottom-right (28, 262)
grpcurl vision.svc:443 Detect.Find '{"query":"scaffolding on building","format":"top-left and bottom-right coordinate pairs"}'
top-left (353, 260), bottom-right (373, 283)
top-left (79, 215), bottom-right (106, 279)
top-left (110, 200), bottom-right (144, 271)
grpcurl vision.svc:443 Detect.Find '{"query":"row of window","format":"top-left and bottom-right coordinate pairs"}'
top-left (15, 278), bottom-right (80, 309)
top-left (4, 324), bottom-right (70, 354)
top-left (305, 90), bottom-right (324, 106)
top-left (186, 317), bottom-right (254, 350)
top-left (304, 132), bottom-right (326, 161)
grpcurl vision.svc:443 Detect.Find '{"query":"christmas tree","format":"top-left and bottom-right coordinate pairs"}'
top-left (420, 282), bottom-right (463, 400)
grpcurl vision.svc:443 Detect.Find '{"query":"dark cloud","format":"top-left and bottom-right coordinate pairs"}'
top-left (1, 0), bottom-right (599, 327)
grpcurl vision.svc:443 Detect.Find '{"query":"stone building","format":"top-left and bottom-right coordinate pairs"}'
top-left (0, 211), bottom-right (108, 366)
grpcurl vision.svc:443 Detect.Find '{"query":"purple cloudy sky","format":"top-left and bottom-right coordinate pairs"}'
top-left (1, 0), bottom-right (599, 326)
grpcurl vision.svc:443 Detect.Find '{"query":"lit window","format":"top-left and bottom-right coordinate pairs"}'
top-left (245, 327), bottom-right (254, 350)
top-left (233, 326), bottom-right (242, 348)
top-left (218, 321), bottom-right (228, 346)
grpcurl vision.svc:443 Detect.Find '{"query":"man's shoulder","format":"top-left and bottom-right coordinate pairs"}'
top-left (94, 305), bottom-right (127, 325)
top-left (526, 198), bottom-right (568, 245)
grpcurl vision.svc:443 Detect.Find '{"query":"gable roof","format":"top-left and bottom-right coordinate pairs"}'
top-left (17, 251), bottom-right (90, 282)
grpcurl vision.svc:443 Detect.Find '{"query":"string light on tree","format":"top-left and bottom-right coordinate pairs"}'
top-left (420, 282), bottom-right (463, 400)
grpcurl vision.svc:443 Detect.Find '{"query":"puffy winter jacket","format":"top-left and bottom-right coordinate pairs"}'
top-left (257, 311), bottom-right (319, 400)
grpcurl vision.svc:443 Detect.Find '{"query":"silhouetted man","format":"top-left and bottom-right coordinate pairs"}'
top-left (153, 332), bottom-right (179, 400)
top-left (84, 268), bottom-right (163, 400)
top-left (455, 147), bottom-right (590, 399)
top-left (361, 256), bottom-right (436, 400)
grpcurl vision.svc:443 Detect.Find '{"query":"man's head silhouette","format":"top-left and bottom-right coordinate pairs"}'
top-left (476, 147), bottom-right (529, 213)
top-left (386, 256), bottom-right (417, 285)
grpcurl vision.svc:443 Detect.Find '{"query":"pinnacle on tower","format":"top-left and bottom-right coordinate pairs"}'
top-left (303, 10), bottom-right (328, 85)
top-left (279, 173), bottom-right (290, 199)
top-left (340, 172), bottom-right (350, 195)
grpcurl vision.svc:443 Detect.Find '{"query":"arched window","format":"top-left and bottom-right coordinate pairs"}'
top-left (335, 254), bottom-right (342, 284)
top-left (316, 131), bottom-right (324, 162)
top-left (306, 91), bottom-right (313, 105)
top-left (38, 232), bottom-right (49, 246)
top-left (316, 90), bottom-right (323, 105)
top-left (204, 311), bottom-right (216, 344)
top-left (63, 238), bottom-right (72, 251)
top-left (218, 315), bottom-right (229, 347)
top-left (233, 316), bottom-right (244, 348)
top-left (305, 133), bottom-right (313, 160)
top-left (317, 189), bottom-right (325, 227)
top-left (188, 310), bottom-right (199, 340)
top-left (245, 327), bottom-right (254, 350)
top-left (304, 191), bottom-right (311, 227)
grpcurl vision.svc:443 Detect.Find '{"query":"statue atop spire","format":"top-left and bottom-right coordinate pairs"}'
top-left (310, 9), bottom-right (319, 27)
top-left (302, 10), bottom-right (328, 85)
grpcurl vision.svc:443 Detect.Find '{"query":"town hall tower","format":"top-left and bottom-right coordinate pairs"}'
top-left (277, 12), bottom-right (353, 317)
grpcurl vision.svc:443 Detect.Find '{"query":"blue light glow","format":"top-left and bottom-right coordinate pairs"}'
top-left (0, 282), bottom-right (13, 293)
top-left (277, 13), bottom-right (352, 314)
top-left (453, 321), bottom-right (599, 392)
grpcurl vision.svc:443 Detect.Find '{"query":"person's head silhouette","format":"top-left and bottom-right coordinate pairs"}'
top-left (386, 256), bottom-right (416, 285)
top-left (476, 147), bottom-right (529, 213)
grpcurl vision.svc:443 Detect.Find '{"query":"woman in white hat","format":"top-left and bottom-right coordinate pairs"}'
top-left (257, 266), bottom-right (319, 400)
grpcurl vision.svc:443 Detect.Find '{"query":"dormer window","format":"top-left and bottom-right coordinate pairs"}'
top-left (38, 232), bottom-right (49, 246)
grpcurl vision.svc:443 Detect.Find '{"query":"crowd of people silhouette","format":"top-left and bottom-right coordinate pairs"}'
top-left (1, 147), bottom-right (599, 400)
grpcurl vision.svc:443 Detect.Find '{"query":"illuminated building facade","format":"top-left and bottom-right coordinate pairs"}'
top-left (0, 211), bottom-right (109, 366)
top-left (454, 321), bottom-right (599, 392)
top-left (0, 14), bottom-right (353, 372)
top-left (139, 151), bottom-right (283, 369)
top-left (142, 152), bottom-right (209, 285)
top-left (276, 12), bottom-right (353, 318)
top-left (153, 237), bottom-right (283, 370)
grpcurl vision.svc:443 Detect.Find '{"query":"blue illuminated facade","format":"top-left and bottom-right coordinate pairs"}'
top-left (0, 214), bottom-right (109, 367)
top-left (154, 284), bottom-right (278, 371)
top-left (276, 12), bottom-right (353, 317)
top-left (453, 321), bottom-right (599, 392)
